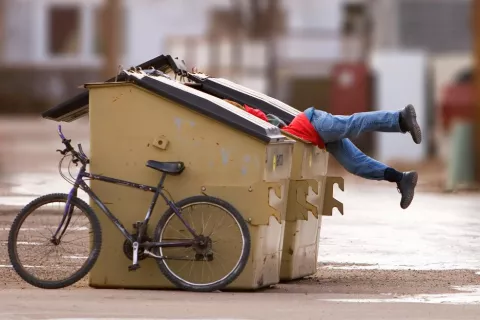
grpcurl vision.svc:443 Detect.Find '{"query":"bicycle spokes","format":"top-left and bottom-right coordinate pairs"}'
top-left (13, 199), bottom-right (94, 284)
top-left (157, 202), bottom-right (246, 286)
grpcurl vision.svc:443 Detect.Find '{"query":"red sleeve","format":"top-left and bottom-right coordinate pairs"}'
top-left (244, 105), bottom-right (269, 122)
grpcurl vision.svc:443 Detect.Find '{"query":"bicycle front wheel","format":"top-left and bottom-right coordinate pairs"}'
top-left (154, 195), bottom-right (251, 292)
top-left (8, 193), bottom-right (102, 289)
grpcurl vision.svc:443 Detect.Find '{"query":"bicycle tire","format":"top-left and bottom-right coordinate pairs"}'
top-left (154, 195), bottom-right (251, 292)
top-left (8, 193), bottom-right (102, 289)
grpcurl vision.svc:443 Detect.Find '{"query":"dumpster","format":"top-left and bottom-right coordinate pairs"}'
top-left (42, 65), bottom-right (294, 290)
top-left (185, 74), bottom-right (345, 280)
top-left (42, 54), bottom-right (188, 122)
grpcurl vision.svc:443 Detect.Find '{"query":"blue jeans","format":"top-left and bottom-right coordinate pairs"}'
top-left (307, 107), bottom-right (402, 180)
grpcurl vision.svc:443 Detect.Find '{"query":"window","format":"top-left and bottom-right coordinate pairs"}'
top-left (399, 0), bottom-right (471, 53)
top-left (48, 6), bottom-right (81, 55)
top-left (342, 3), bottom-right (369, 37)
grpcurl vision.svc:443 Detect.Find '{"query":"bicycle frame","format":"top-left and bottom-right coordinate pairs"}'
top-left (54, 163), bottom-right (199, 249)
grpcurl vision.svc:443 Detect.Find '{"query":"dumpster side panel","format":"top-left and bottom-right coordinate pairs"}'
top-left (178, 76), bottom-right (343, 282)
top-left (87, 83), bottom-right (291, 290)
top-left (281, 212), bottom-right (323, 279)
top-left (279, 134), bottom-right (332, 281)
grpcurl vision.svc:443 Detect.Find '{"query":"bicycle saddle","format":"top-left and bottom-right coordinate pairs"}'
top-left (146, 160), bottom-right (185, 175)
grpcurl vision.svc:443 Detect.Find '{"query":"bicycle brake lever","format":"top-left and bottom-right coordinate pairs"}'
top-left (56, 149), bottom-right (67, 155)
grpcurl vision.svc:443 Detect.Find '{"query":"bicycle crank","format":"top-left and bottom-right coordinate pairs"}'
top-left (122, 233), bottom-right (151, 261)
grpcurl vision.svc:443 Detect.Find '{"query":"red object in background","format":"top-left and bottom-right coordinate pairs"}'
top-left (330, 63), bottom-right (371, 115)
top-left (329, 62), bottom-right (373, 154)
top-left (439, 84), bottom-right (475, 131)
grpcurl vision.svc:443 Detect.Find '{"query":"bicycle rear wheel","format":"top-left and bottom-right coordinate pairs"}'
top-left (8, 193), bottom-right (102, 289)
top-left (154, 195), bottom-right (250, 292)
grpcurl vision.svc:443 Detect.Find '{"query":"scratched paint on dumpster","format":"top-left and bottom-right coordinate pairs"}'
top-left (221, 148), bottom-right (230, 164)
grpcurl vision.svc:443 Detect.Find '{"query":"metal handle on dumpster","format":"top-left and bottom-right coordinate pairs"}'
top-left (290, 179), bottom-right (320, 220)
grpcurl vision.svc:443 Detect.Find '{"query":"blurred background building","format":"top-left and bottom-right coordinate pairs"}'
top-left (0, 0), bottom-right (475, 166)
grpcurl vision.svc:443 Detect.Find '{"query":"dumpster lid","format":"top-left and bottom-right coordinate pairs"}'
top-left (84, 70), bottom-right (286, 143)
top-left (41, 55), bottom-right (189, 122)
top-left (188, 73), bottom-right (301, 124)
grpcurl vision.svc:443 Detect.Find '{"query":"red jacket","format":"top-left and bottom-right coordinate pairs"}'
top-left (282, 113), bottom-right (325, 149)
top-left (243, 104), bottom-right (325, 149)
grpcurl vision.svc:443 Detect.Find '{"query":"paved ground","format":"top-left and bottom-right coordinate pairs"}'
top-left (0, 116), bottom-right (480, 320)
top-left (1, 287), bottom-right (480, 320)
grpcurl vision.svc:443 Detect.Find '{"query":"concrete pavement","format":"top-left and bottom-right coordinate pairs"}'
top-left (1, 116), bottom-right (480, 319)
top-left (1, 287), bottom-right (480, 320)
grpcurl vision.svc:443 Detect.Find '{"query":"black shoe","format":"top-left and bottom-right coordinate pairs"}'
top-left (400, 104), bottom-right (422, 144)
top-left (396, 171), bottom-right (418, 209)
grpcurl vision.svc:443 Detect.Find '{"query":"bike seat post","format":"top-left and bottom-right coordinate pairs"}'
top-left (140, 172), bottom-right (168, 226)
top-left (158, 172), bottom-right (167, 189)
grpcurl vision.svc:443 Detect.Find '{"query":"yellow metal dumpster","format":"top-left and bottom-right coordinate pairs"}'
top-left (279, 132), bottom-right (343, 280)
top-left (186, 75), bottom-right (345, 280)
top-left (79, 69), bottom-right (294, 290)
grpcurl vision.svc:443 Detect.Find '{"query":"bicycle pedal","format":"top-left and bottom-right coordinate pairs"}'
top-left (128, 264), bottom-right (141, 271)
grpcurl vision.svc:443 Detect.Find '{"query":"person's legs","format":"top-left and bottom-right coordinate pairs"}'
top-left (311, 105), bottom-right (422, 144)
top-left (312, 110), bottom-right (400, 143)
top-left (325, 138), bottom-right (388, 180)
top-left (326, 138), bottom-right (418, 209)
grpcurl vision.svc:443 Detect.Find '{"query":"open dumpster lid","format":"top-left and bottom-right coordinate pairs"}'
top-left (41, 55), bottom-right (189, 122)
top-left (188, 73), bottom-right (301, 124)
top-left (83, 70), bottom-right (286, 143)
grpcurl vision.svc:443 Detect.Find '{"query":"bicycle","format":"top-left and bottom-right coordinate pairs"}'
top-left (8, 125), bottom-right (251, 292)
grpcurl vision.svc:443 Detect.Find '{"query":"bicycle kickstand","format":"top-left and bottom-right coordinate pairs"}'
top-left (128, 241), bottom-right (141, 271)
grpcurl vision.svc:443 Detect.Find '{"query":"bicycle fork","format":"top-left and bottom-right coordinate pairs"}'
top-left (52, 188), bottom-right (77, 244)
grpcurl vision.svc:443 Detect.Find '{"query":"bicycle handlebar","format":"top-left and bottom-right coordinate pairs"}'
top-left (56, 125), bottom-right (89, 165)
top-left (78, 143), bottom-right (87, 159)
top-left (57, 125), bottom-right (66, 140)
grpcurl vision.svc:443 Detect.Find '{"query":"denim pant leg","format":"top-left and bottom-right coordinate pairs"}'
top-left (311, 109), bottom-right (402, 143)
top-left (326, 139), bottom-right (388, 180)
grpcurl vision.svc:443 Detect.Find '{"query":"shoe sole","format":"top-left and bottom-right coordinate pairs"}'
top-left (400, 172), bottom-right (418, 209)
top-left (405, 105), bottom-right (422, 144)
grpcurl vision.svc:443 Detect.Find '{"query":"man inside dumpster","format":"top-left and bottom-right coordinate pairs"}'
top-left (223, 99), bottom-right (421, 210)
